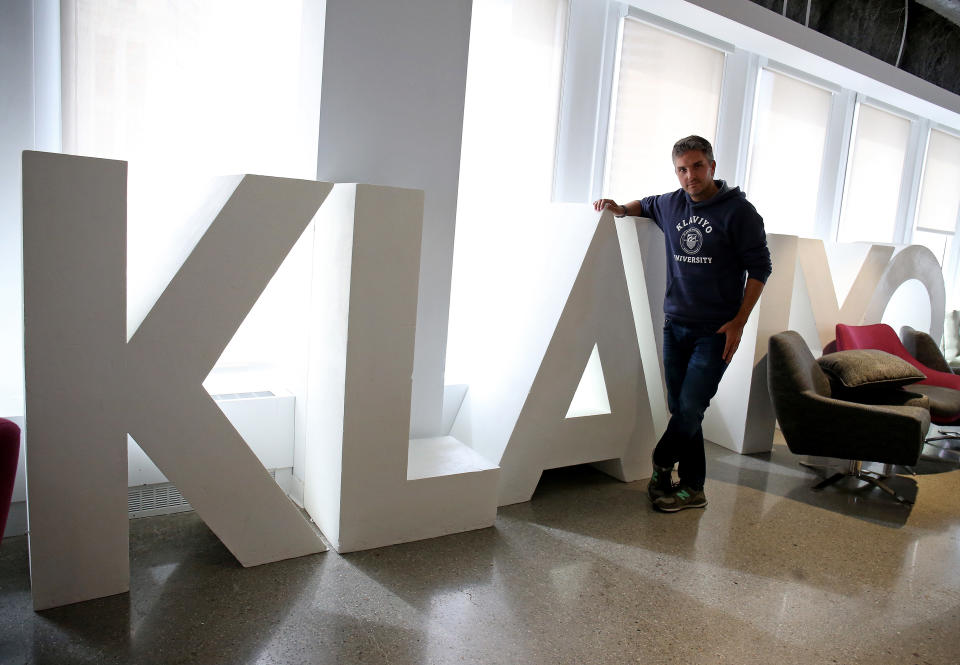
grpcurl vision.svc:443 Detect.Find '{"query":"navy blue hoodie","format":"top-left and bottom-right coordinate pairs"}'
top-left (638, 180), bottom-right (772, 327)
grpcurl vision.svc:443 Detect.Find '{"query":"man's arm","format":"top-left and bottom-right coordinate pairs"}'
top-left (593, 198), bottom-right (640, 216)
top-left (716, 277), bottom-right (765, 364)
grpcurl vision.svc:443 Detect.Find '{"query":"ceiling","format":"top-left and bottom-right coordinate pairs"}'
top-left (915, 0), bottom-right (960, 27)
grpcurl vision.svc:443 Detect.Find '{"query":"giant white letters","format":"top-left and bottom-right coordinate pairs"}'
top-left (22, 153), bottom-right (947, 609)
top-left (22, 153), bottom-right (500, 610)
top-left (301, 183), bottom-right (499, 552)
top-left (22, 152), bottom-right (330, 609)
top-left (452, 212), bottom-right (661, 506)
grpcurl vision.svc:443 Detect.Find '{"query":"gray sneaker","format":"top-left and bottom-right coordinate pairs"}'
top-left (647, 464), bottom-right (674, 502)
top-left (653, 485), bottom-right (707, 512)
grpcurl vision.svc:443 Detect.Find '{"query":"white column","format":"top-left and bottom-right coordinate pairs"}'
top-left (315, 0), bottom-right (472, 438)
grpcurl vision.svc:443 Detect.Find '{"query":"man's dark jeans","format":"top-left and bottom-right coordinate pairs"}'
top-left (651, 318), bottom-right (728, 491)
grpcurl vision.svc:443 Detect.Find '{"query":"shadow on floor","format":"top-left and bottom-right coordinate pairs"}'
top-left (706, 439), bottom-right (959, 529)
top-left (504, 447), bottom-right (955, 597)
top-left (2, 514), bottom-right (345, 665)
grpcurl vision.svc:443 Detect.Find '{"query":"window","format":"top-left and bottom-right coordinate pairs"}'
top-left (61, 0), bottom-right (323, 376)
top-left (603, 19), bottom-right (725, 202)
top-left (573, 2), bottom-right (960, 268)
top-left (62, 0), bottom-right (315, 178)
top-left (912, 128), bottom-right (960, 268)
top-left (837, 102), bottom-right (912, 244)
top-left (574, 3), bottom-right (960, 300)
top-left (745, 68), bottom-right (832, 237)
top-left (445, 0), bottom-right (568, 385)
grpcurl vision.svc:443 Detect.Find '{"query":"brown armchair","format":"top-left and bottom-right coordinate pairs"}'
top-left (767, 331), bottom-right (930, 504)
top-left (899, 325), bottom-right (954, 374)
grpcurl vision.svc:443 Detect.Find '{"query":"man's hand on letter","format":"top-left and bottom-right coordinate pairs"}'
top-left (593, 199), bottom-right (626, 216)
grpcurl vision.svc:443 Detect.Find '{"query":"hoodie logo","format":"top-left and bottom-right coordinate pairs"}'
top-left (680, 227), bottom-right (703, 255)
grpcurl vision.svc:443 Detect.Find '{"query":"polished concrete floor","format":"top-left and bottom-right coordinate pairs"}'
top-left (2, 438), bottom-right (960, 665)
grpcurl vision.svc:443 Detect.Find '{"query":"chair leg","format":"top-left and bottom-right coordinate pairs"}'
top-left (855, 469), bottom-right (914, 505)
top-left (811, 472), bottom-right (846, 490)
top-left (798, 459), bottom-right (913, 505)
top-left (800, 460), bottom-right (851, 490)
top-left (799, 461), bottom-right (831, 475)
top-left (926, 433), bottom-right (960, 451)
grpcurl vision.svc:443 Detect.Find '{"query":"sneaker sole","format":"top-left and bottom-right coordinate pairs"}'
top-left (653, 499), bottom-right (707, 513)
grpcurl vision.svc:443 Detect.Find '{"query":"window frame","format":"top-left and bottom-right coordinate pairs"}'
top-left (911, 123), bottom-right (960, 241)
top-left (835, 96), bottom-right (921, 245)
top-left (599, 11), bottom-right (730, 201)
top-left (909, 123), bottom-right (960, 301)
top-left (742, 61), bottom-right (837, 238)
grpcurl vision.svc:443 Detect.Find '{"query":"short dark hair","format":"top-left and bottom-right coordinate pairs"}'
top-left (672, 135), bottom-right (714, 163)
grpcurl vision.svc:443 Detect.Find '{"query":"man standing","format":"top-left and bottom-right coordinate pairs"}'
top-left (593, 135), bottom-right (771, 513)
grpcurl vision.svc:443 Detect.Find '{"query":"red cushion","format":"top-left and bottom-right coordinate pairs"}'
top-left (836, 323), bottom-right (960, 391)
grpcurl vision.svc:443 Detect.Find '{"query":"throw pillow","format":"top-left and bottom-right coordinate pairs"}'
top-left (817, 349), bottom-right (925, 392)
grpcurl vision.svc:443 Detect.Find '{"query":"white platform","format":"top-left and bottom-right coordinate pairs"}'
top-left (407, 436), bottom-right (498, 480)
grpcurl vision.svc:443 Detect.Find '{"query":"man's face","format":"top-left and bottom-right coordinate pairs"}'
top-left (674, 150), bottom-right (717, 201)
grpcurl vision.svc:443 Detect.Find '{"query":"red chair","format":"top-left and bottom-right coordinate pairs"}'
top-left (835, 323), bottom-right (960, 425)
top-left (0, 418), bottom-right (20, 544)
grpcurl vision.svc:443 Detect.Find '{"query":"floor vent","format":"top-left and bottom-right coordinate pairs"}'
top-left (128, 484), bottom-right (191, 518)
top-left (128, 469), bottom-right (277, 519)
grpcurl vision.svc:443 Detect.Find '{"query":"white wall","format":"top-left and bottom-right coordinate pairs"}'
top-left (552, 0), bottom-right (617, 203)
top-left (0, 0), bottom-right (59, 419)
top-left (1, 1), bottom-right (59, 535)
top-left (0, 0), bottom-right (33, 420)
top-left (315, 0), bottom-right (472, 439)
top-left (0, 2), bottom-right (31, 534)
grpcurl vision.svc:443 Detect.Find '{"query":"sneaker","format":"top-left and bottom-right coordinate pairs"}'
top-left (647, 464), bottom-right (674, 502)
top-left (653, 485), bottom-right (707, 512)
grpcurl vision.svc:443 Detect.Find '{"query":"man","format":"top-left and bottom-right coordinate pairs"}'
top-left (593, 135), bottom-right (771, 512)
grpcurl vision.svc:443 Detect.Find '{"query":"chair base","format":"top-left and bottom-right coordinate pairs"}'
top-left (926, 430), bottom-right (960, 451)
top-left (799, 460), bottom-right (914, 505)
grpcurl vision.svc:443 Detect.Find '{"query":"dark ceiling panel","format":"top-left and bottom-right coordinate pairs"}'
top-left (746, 0), bottom-right (960, 95)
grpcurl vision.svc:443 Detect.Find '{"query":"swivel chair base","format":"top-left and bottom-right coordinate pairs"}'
top-left (922, 431), bottom-right (960, 463)
top-left (799, 460), bottom-right (914, 505)
top-left (926, 430), bottom-right (960, 450)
